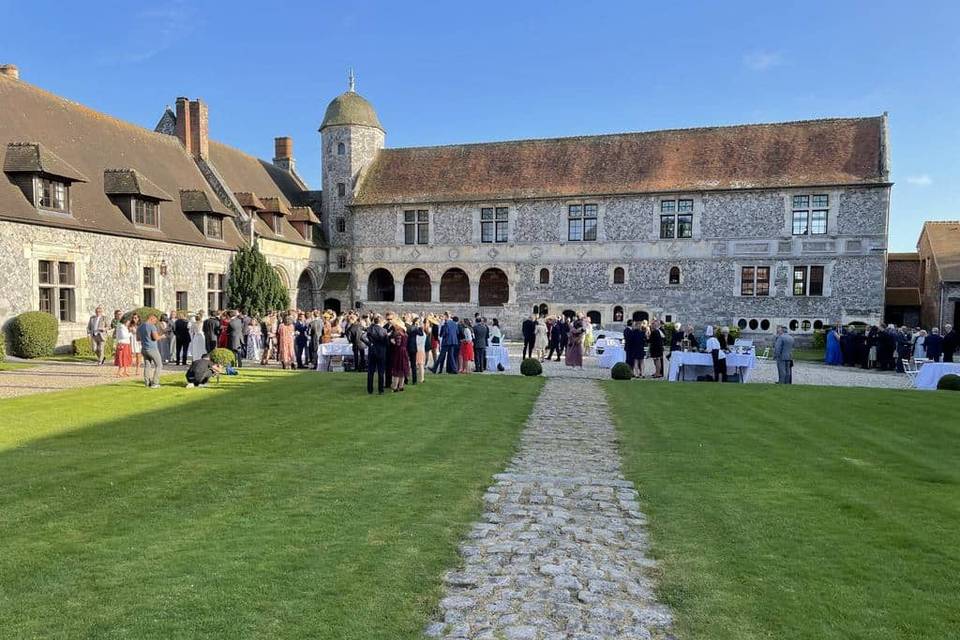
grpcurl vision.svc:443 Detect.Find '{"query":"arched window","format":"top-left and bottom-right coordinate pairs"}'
top-left (439, 268), bottom-right (470, 303)
top-left (402, 269), bottom-right (431, 303)
top-left (632, 310), bottom-right (649, 322)
top-left (613, 306), bottom-right (624, 322)
top-left (537, 303), bottom-right (548, 317)
top-left (563, 309), bottom-right (576, 320)
top-left (613, 267), bottom-right (625, 284)
top-left (367, 268), bottom-right (395, 302)
top-left (669, 266), bottom-right (681, 285)
top-left (479, 268), bottom-right (509, 306)
top-left (749, 319), bottom-right (759, 330)
top-left (587, 310), bottom-right (601, 326)
top-left (323, 298), bottom-right (342, 313)
top-left (337, 142), bottom-right (345, 155)
top-left (539, 268), bottom-right (550, 284)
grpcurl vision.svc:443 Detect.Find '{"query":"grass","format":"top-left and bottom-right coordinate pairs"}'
top-left (0, 370), bottom-right (543, 639)
top-left (0, 361), bottom-right (36, 371)
top-left (605, 382), bottom-right (960, 640)
top-left (792, 347), bottom-right (826, 362)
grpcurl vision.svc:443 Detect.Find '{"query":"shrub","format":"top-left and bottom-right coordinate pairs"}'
top-left (661, 322), bottom-right (675, 346)
top-left (0, 330), bottom-right (5, 361)
top-left (937, 374), bottom-right (960, 391)
top-left (9, 311), bottom-right (59, 358)
top-left (611, 362), bottom-right (633, 380)
top-left (812, 329), bottom-right (827, 350)
top-left (72, 336), bottom-right (116, 358)
top-left (122, 307), bottom-right (164, 323)
top-left (520, 357), bottom-right (542, 377)
top-left (228, 246), bottom-right (290, 316)
top-left (209, 348), bottom-right (237, 367)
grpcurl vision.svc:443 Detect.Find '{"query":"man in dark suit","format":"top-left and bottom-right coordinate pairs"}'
top-left (557, 317), bottom-right (570, 359)
top-left (473, 316), bottom-right (489, 373)
top-left (361, 314), bottom-right (389, 394)
top-left (308, 311), bottom-right (324, 368)
top-left (521, 314), bottom-right (536, 359)
top-left (226, 310), bottom-right (244, 367)
top-left (431, 312), bottom-right (460, 374)
top-left (294, 312), bottom-right (310, 369)
top-left (173, 313), bottom-right (192, 365)
top-left (943, 324), bottom-right (957, 362)
top-left (202, 311), bottom-right (220, 355)
top-left (925, 327), bottom-right (944, 362)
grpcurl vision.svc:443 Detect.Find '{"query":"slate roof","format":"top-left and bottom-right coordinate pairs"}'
top-left (4, 142), bottom-right (88, 182)
top-left (920, 221), bottom-right (960, 283)
top-left (103, 168), bottom-right (172, 201)
top-left (354, 116), bottom-right (888, 206)
top-left (0, 73), bottom-right (245, 248)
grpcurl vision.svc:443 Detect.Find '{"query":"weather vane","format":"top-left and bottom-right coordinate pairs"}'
top-left (348, 68), bottom-right (355, 92)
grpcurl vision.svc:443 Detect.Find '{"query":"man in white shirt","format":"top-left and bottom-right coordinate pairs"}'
top-left (87, 306), bottom-right (108, 365)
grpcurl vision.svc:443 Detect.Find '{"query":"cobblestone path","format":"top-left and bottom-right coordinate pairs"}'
top-left (426, 379), bottom-right (673, 640)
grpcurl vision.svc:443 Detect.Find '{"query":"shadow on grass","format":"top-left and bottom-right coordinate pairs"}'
top-left (0, 370), bottom-right (544, 640)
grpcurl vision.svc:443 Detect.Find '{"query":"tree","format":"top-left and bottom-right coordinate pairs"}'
top-left (226, 246), bottom-right (290, 316)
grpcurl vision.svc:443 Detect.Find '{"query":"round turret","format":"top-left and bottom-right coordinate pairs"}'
top-left (320, 90), bottom-right (383, 132)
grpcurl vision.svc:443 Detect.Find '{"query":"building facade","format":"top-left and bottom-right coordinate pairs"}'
top-left (917, 221), bottom-right (960, 329)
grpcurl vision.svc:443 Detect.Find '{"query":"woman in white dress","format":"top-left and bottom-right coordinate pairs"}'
top-left (245, 317), bottom-right (262, 362)
top-left (913, 330), bottom-right (927, 360)
top-left (534, 319), bottom-right (549, 361)
top-left (188, 314), bottom-right (206, 362)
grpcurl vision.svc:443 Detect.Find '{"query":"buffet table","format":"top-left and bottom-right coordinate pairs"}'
top-left (914, 362), bottom-right (960, 390)
top-left (485, 345), bottom-right (510, 372)
top-left (598, 345), bottom-right (627, 369)
top-left (316, 340), bottom-right (354, 371)
top-left (668, 351), bottom-right (757, 382)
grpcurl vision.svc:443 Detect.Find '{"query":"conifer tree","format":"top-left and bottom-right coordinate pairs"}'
top-left (226, 246), bottom-right (290, 315)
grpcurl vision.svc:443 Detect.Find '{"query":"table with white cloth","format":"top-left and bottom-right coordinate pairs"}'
top-left (668, 351), bottom-right (757, 382)
top-left (316, 339), bottom-right (355, 371)
top-left (485, 345), bottom-right (510, 371)
top-left (598, 345), bottom-right (627, 369)
top-left (914, 362), bottom-right (960, 390)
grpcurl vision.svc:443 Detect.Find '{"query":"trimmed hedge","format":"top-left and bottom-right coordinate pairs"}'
top-left (937, 373), bottom-right (960, 391)
top-left (9, 311), bottom-right (59, 359)
top-left (812, 329), bottom-right (827, 350)
top-left (209, 348), bottom-right (237, 367)
top-left (72, 336), bottom-right (116, 358)
top-left (611, 362), bottom-right (633, 380)
top-left (519, 358), bottom-right (542, 377)
top-left (122, 307), bottom-right (164, 323)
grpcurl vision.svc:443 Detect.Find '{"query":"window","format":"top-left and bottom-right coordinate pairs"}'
top-left (205, 215), bottom-right (223, 240)
top-left (207, 273), bottom-right (225, 312)
top-left (613, 267), bottom-right (625, 284)
top-left (38, 259), bottom-right (75, 321)
top-left (143, 266), bottom-right (156, 308)
top-left (539, 268), bottom-right (550, 284)
top-left (337, 253), bottom-right (348, 269)
top-left (403, 209), bottom-right (429, 245)
top-left (793, 265), bottom-right (824, 296)
top-left (741, 266), bottom-right (770, 296)
top-left (792, 194), bottom-right (828, 236)
top-left (272, 215), bottom-right (283, 235)
top-left (37, 177), bottom-right (69, 212)
top-left (669, 266), bottom-right (681, 285)
top-left (337, 142), bottom-right (345, 155)
top-left (336, 217), bottom-right (346, 233)
top-left (481, 207), bottom-right (509, 243)
top-left (337, 182), bottom-right (346, 198)
top-left (738, 318), bottom-right (748, 329)
top-left (175, 291), bottom-right (188, 311)
top-left (760, 319), bottom-right (771, 331)
top-left (133, 199), bottom-right (158, 227)
top-left (567, 204), bottom-right (597, 241)
top-left (303, 224), bottom-right (314, 242)
top-left (749, 319), bottom-right (759, 330)
top-left (660, 199), bottom-right (694, 239)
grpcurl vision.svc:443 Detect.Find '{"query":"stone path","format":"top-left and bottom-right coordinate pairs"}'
top-left (426, 379), bottom-right (673, 640)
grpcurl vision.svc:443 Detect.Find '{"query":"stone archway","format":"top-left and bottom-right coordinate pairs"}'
top-left (296, 268), bottom-right (319, 311)
top-left (403, 268), bottom-right (432, 303)
top-left (367, 268), bottom-right (395, 302)
top-left (323, 298), bottom-right (342, 313)
top-left (479, 268), bottom-right (509, 306)
top-left (440, 268), bottom-right (470, 303)
top-left (587, 310), bottom-right (601, 326)
top-left (632, 310), bottom-right (649, 322)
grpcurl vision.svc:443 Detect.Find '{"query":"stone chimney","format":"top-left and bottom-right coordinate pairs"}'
top-left (0, 64), bottom-right (19, 80)
top-left (273, 136), bottom-right (295, 172)
top-left (174, 97), bottom-right (209, 159)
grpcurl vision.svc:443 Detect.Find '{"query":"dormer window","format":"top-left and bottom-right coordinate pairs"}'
top-left (272, 214), bottom-right (283, 235)
top-left (303, 224), bottom-right (313, 242)
top-left (133, 198), bottom-right (158, 227)
top-left (180, 189), bottom-right (232, 242)
top-left (38, 177), bottom-right (69, 212)
top-left (206, 215), bottom-right (223, 240)
top-left (5, 143), bottom-right (88, 216)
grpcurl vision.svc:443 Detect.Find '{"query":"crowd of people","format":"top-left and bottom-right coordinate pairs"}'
top-left (520, 312), bottom-right (593, 367)
top-left (824, 323), bottom-right (958, 371)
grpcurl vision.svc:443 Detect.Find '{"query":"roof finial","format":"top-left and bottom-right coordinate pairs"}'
top-left (348, 68), bottom-right (355, 92)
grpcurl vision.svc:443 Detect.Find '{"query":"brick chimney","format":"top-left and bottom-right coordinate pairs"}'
top-left (174, 97), bottom-right (209, 159)
top-left (273, 136), bottom-right (295, 172)
top-left (0, 64), bottom-right (19, 80)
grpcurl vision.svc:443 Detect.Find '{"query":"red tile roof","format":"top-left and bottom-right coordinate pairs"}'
top-left (355, 116), bottom-right (887, 205)
top-left (920, 221), bottom-right (960, 282)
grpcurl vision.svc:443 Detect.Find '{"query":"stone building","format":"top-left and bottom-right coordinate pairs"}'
top-left (324, 85), bottom-right (891, 339)
top-left (0, 65), bottom-right (327, 347)
top-left (916, 221), bottom-right (960, 329)
top-left (884, 252), bottom-right (922, 326)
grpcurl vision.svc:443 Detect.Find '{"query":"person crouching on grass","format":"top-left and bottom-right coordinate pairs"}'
top-left (185, 353), bottom-right (224, 388)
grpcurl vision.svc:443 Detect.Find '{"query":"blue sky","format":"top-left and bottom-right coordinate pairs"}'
top-left (3, 0), bottom-right (958, 251)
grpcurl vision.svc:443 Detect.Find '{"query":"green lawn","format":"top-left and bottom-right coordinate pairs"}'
top-left (792, 347), bottom-right (826, 362)
top-left (605, 382), bottom-right (960, 640)
top-left (0, 370), bottom-right (543, 639)
top-left (0, 361), bottom-right (36, 371)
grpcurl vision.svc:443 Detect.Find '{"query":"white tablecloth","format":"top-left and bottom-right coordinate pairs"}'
top-left (485, 345), bottom-right (510, 371)
top-left (316, 340), bottom-right (355, 371)
top-left (598, 345), bottom-right (626, 369)
top-left (668, 351), bottom-right (757, 382)
top-left (914, 362), bottom-right (960, 390)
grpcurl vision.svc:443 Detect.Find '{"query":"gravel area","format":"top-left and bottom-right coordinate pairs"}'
top-left (0, 360), bottom-right (188, 399)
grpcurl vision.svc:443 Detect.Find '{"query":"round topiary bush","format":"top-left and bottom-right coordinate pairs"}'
top-left (209, 347), bottom-right (237, 367)
top-left (937, 373), bottom-right (960, 391)
top-left (122, 307), bottom-right (164, 323)
top-left (611, 361), bottom-right (633, 380)
top-left (520, 357), bottom-right (543, 377)
top-left (72, 336), bottom-right (116, 359)
top-left (9, 311), bottom-right (59, 359)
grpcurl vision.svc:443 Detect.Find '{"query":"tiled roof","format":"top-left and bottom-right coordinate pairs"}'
top-left (289, 205), bottom-right (320, 224)
top-left (320, 90), bottom-right (383, 132)
top-left (921, 221), bottom-right (960, 282)
top-left (234, 191), bottom-right (265, 210)
top-left (103, 169), bottom-right (172, 201)
top-left (180, 189), bottom-right (235, 216)
top-left (887, 252), bottom-right (919, 261)
top-left (260, 196), bottom-right (291, 216)
top-left (4, 141), bottom-right (88, 182)
top-left (354, 116), bottom-right (887, 205)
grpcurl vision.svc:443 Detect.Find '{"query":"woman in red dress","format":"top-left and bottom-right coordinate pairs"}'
top-left (389, 321), bottom-right (410, 392)
top-left (459, 318), bottom-right (475, 374)
top-left (217, 311), bottom-right (229, 348)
